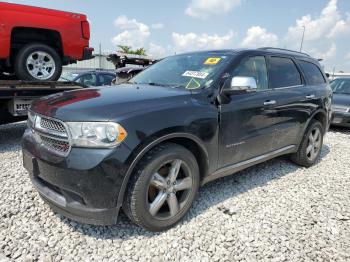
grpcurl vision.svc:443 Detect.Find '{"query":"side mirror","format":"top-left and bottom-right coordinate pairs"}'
top-left (223, 76), bottom-right (257, 94)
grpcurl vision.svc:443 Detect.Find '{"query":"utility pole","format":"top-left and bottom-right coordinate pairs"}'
top-left (99, 43), bottom-right (102, 70)
top-left (300, 26), bottom-right (305, 52)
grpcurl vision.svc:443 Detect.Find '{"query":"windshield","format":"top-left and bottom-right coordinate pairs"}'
top-left (59, 72), bottom-right (79, 82)
top-left (330, 78), bottom-right (350, 94)
top-left (130, 53), bottom-right (233, 89)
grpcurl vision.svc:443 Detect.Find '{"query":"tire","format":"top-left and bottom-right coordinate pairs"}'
top-left (123, 143), bottom-right (200, 231)
top-left (14, 43), bottom-right (62, 81)
top-left (291, 120), bottom-right (324, 167)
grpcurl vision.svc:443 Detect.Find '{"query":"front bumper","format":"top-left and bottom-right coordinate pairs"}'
top-left (331, 111), bottom-right (350, 127)
top-left (22, 128), bottom-right (131, 225)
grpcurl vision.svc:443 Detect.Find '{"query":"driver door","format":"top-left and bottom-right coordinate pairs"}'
top-left (218, 55), bottom-right (279, 168)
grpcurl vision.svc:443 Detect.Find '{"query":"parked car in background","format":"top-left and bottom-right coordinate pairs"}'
top-left (0, 2), bottom-right (93, 81)
top-left (59, 70), bottom-right (116, 86)
top-left (23, 48), bottom-right (332, 231)
top-left (330, 77), bottom-right (350, 127)
top-left (112, 67), bottom-right (144, 85)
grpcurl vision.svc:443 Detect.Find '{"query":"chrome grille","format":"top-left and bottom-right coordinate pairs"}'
top-left (40, 135), bottom-right (70, 154)
top-left (32, 113), bottom-right (71, 157)
top-left (40, 117), bottom-right (66, 134)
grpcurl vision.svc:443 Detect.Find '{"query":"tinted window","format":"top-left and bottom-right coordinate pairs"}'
top-left (268, 57), bottom-right (302, 88)
top-left (330, 78), bottom-right (350, 94)
top-left (99, 74), bottom-right (115, 85)
top-left (76, 74), bottom-right (97, 86)
top-left (299, 61), bottom-right (325, 85)
top-left (232, 56), bottom-right (268, 90)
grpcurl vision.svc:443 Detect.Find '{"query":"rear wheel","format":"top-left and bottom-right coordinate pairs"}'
top-left (14, 43), bottom-right (62, 81)
top-left (291, 120), bottom-right (324, 167)
top-left (123, 143), bottom-right (200, 231)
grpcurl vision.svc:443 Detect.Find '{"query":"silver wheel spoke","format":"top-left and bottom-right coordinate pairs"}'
top-left (314, 129), bottom-right (320, 142)
top-left (309, 133), bottom-right (315, 143)
top-left (174, 177), bottom-right (192, 191)
top-left (168, 160), bottom-right (182, 183)
top-left (306, 144), bottom-right (313, 155)
top-left (167, 193), bottom-right (180, 216)
top-left (149, 192), bottom-right (167, 216)
top-left (150, 173), bottom-right (167, 189)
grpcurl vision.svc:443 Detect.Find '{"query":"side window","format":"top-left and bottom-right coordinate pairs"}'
top-left (99, 74), bottom-right (114, 85)
top-left (299, 61), bottom-right (326, 85)
top-left (268, 57), bottom-right (302, 88)
top-left (232, 56), bottom-right (268, 90)
top-left (77, 74), bottom-right (97, 86)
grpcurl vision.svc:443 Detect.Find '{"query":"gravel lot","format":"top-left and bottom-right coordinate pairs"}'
top-left (0, 122), bottom-right (350, 262)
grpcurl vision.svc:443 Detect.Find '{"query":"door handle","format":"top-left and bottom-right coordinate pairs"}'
top-left (306, 94), bottom-right (315, 99)
top-left (263, 100), bottom-right (276, 106)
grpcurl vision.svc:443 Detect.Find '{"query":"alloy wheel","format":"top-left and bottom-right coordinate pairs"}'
top-left (306, 127), bottom-right (322, 161)
top-left (147, 159), bottom-right (193, 220)
top-left (26, 51), bottom-right (56, 80)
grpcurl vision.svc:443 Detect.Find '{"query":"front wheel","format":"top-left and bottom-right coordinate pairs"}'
top-left (123, 143), bottom-right (200, 231)
top-left (14, 43), bottom-right (62, 81)
top-left (291, 120), bottom-right (324, 167)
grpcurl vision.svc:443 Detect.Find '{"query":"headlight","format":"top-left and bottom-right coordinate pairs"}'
top-left (66, 122), bottom-right (127, 148)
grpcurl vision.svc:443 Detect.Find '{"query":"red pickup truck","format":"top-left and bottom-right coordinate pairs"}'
top-left (0, 2), bottom-right (94, 81)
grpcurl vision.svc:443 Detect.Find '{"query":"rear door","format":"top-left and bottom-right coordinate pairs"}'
top-left (219, 55), bottom-right (279, 167)
top-left (265, 56), bottom-right (309, 150)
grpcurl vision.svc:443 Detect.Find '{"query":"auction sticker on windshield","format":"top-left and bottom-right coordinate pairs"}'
top-left (204, 57), bottom-right (221, 65)
top-left (182, 71), bottom-right (209, 79)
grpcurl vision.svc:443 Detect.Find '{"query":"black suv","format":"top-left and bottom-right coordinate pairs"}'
top-left (22, 48), bottom-right (332, 231)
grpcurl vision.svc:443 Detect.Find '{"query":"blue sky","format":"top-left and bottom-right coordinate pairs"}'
top-left (5, 0), bottom-right (350, 71)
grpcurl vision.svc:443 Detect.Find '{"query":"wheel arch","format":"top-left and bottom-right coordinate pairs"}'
top-left (10, 27), bottom-right (63, 64)
top-left (116, 133), bottom-right (210, 208)
top-left (297, 109), bottom-right (328, 149)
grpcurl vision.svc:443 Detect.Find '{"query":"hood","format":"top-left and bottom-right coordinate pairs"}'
top-left (31, 84), bottom-right (193, 122)
top-left (332, 93), bottom-right (350, 107)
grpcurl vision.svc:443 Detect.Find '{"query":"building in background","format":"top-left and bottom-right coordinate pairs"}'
top-left (63, 53), bottom-right (115, 72)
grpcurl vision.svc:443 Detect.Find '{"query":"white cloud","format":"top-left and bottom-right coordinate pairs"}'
top-left (241, 26), bottom-right (278, 48)
top-left (345, 53), bottom-right (350, 61)
top-left (111, 15), bottom-right (150, 48)
top-left (312, 43), bottom-right (337, 60)
top-left (172, 31), bottom-right (235, 52)
top-left (151, 23), bottom-right (164, 30)
top-left (283, 0), bottom-right (344, 59)
top-left (328, 13), bottom-right (350, 38)
top-left (185, 0), bottom-right (242, 19)
top-left (148, 42), bottom-right (166, 57)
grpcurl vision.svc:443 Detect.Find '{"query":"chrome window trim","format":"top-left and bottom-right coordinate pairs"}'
top-left (273, 84), bottom-right (304, 90)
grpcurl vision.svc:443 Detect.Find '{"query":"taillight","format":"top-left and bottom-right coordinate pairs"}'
top-left (81, 21), bottom-right (90, 40)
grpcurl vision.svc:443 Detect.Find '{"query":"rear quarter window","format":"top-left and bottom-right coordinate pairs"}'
top-left (268, 57), bottom-right (302, 88)
top-left (299, 60), bottom-right (326, 85)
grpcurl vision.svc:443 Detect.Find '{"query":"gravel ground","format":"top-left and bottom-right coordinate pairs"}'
top-left (0, 122), bottom-right (350, 262)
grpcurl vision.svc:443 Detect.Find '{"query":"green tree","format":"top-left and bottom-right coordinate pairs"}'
top-left (117, 45), bottom-right (147, 55)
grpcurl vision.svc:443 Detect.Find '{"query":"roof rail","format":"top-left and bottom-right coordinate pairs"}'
top-left (258, 47), bottom-right (311, 57)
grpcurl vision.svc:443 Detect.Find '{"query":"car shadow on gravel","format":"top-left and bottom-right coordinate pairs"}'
top-left (0, 122), bottom-right (26, 153)
top-left (329, 126), bottom-right (350, 134)
top-left (59, 144), bottom-right (330, 240)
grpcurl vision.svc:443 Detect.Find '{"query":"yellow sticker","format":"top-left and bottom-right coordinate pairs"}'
top-left (204, 57), bottom-right (221, 65)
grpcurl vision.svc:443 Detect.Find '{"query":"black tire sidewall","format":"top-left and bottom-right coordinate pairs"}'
top-left (297, 121), bottom-right (324, 167)
top-left (14, 43), bottom-right (62, 81)
top-left (126, 144), bottom-right (200, 231)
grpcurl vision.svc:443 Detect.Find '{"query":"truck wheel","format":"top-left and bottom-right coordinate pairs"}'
top-left (123, 143), bottom-right (200, 231)
top-left (14, 43), bottom-right (62, 81)
top-left (291, 120), bottom-right (324, 167)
